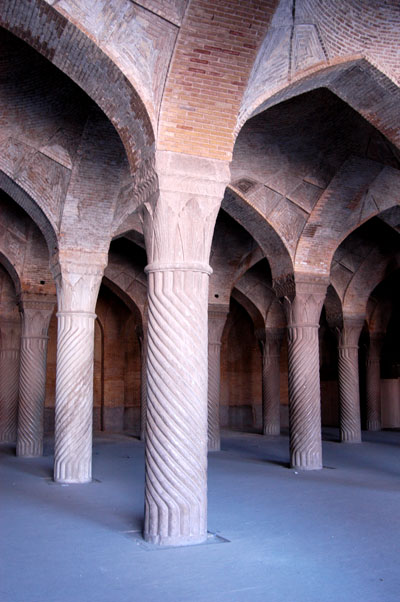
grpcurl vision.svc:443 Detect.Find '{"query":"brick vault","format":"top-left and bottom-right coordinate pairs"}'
top-left (0, 0), bottom-right (399, 547)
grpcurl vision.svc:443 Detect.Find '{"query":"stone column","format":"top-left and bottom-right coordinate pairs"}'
top-left (366, 331), bottom-right (385, 431)
top-left (0, 319), bottom-right (20, 443)
top-left (207, 306), bottom-right (228, 451)
top-left (136, 321), bottom-right (148, 442)
top-left (336, 317), bottom-right (364, 443)
top-left (16, 295), bottom-right (55, 457)
top-left (141, 150), bottom-right (229, 546)
top-left (51, 253), bottom-right (106, 483)
top-left (281, 277), bottom-right (327, 470)
top-left (258, 328), bottom-right (283, 436)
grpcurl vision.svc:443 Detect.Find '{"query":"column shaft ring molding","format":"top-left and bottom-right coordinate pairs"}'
top-left (145, 262), bottom-right (212, 275)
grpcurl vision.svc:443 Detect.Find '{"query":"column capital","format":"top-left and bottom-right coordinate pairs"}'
top-left (50, 250), bottom-right (107, 313)
top-left (142, 151), bottom-right (230, 266)
top-left (208, 304), bottom-right (229, 345)
top-left (283, 275), bottom-right (329, 327)
top-left (336, 316), bottom-right (365, 349)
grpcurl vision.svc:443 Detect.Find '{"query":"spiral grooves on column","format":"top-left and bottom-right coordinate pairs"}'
top-left (140, 344), bottom-right (147, 441)
top-left (262, 353), bottom-right (280, 436)
top-left (287, 326), bottom-right (322, 469)
top-left (366, 357), bottom-right (381, 431)
top-left (208, 343), bottom-right (221, 451)
top-left (338, 347), bottom-right (362, 442)
top-left (0, 350), bottom-right (19, 443)
top-left (54, 314), bottom-right (95, 483)
top-left (17, 338), bottom-right (47, 456)
top-left (144, 270), bottom-right (208, 546)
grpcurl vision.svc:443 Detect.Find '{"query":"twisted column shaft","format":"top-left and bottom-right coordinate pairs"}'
top-left (17, 301), bottom-right (54, 457)
top-left (144, 265), bottom-right (209, 546)
top-left (366, 333), bottom-right (384, 431)
top-left (51, 253), bottom-right (106, 484)
top-left (287, 324), bottom-right (322, 469)
top-left (337, 319), bottom-right (363, 443)
top-left (54, 311), bottom-right (96, 482)
top-left (281, 277), bottom-right (327, 470)
top-left (261, 330), bottom-right (283, 436)
top-left (0, 347), bottom-right (20, 443)
top-left (138, 325), bottom-right (148, 442)
top-left (207, 308), bottom-right (228, 452)
top-left (208, 341), bottom-right (222, 451)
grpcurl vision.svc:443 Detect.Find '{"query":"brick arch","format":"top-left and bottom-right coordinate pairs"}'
top-left (0, 252), bottom-right (21, 298)
top-left (222, 187), bottom-right (293, 284)
top-left (157, 0), bottom-right (280, 161)
top-left (102, 275), bottom-right (144, 330)
top-left (0, 1), bottom-right (155, 172)
top-left (231, 288), bottom-right (265, 335)
top-left (238, 57), bottom-right (400, 151)
top-left (295, 158), bottom-right (400, 277)
top-left (0, 171), bottom-right (58, 255)
top-left (341, 250), bottom-right (400, 318)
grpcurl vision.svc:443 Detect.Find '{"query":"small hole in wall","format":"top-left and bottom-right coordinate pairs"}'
top-left (214, 294), bottom-right (219, 298)
top-left (40, 280), bottom-right (45, 285)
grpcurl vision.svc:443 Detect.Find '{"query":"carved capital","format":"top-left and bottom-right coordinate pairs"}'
top-left (142, 150), bottom-right (230, 265)
top-left (283, 274), bottom-right (328, 327)
top-left (337, 317), bottom-right (365, 349)
top-left (208, 305), bottom-right (229, 345)
top-left (367, 331), bottom-right (385, 363)
top-left (50, 250), bottom-right (107, 313)
top-left (18, 293), bottom-right (56, 338)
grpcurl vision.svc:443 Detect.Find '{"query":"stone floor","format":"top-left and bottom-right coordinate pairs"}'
top-left (1, 428), bottom-right (399, 602)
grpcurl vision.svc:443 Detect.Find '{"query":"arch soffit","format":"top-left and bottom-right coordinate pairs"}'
top-left (0, 252), bottom-right (21, 298)
top-left (237, 57), bottom-right (400, 151)
top-left (0, 0), bottom-right (155, 173)
top-left (222, 187), bottom-right (293, 283)
top-left (0, 171), bottom-right (58, 255)
top-left (295, 158), bottom-right (400, 277)
top-left (231, 288), bottom-right (265, 335)
top-left (341, 250), bottom-right (400, 318)
top-left (102, 275), bottom-right (144, 329)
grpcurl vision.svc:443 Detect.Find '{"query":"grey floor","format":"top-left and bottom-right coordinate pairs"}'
top-left (1, 428), bottom-right (399, 602)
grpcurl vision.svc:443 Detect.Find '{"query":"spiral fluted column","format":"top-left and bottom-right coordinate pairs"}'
top-left (207, 307), bottom-right (228, 452)
top-left (141, 149), bottom-right (230, 546)
top-left (136, 321), bottom-right (148, 442)
top-left (0, 320), bottom-right (20, 443)
top-left (260, 329), bottom-right (283, 436)
top-left (366, 332), bottom-right (384, 432)
top-left (337, 318), bottom-right (364, 443)
top-left (16, 297), bottom-right (55, 457)
top-left (51, 253), bottom-right (106, 483)
top-left (282, 277), bottom-right (327, 470)
top-left (144, 264), bottom-right (210, 545)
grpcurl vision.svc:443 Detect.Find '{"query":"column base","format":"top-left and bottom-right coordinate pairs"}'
top-left (143, 531), bottom-right (207, 547)
top-left (263, 425), bottom-right (280, 436)
top-left (16, 441), bottom-right (43, 457)
top-left (341, 432), bottom-right (362, 443)
top-left (54, 461), bottom-right (92, 484)
top-left (208, 437), bottom-right (220, 452)
top-left (291, 452), bottom-right (322, 470)
top-left (366, 420), bottom-right (381, 432)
